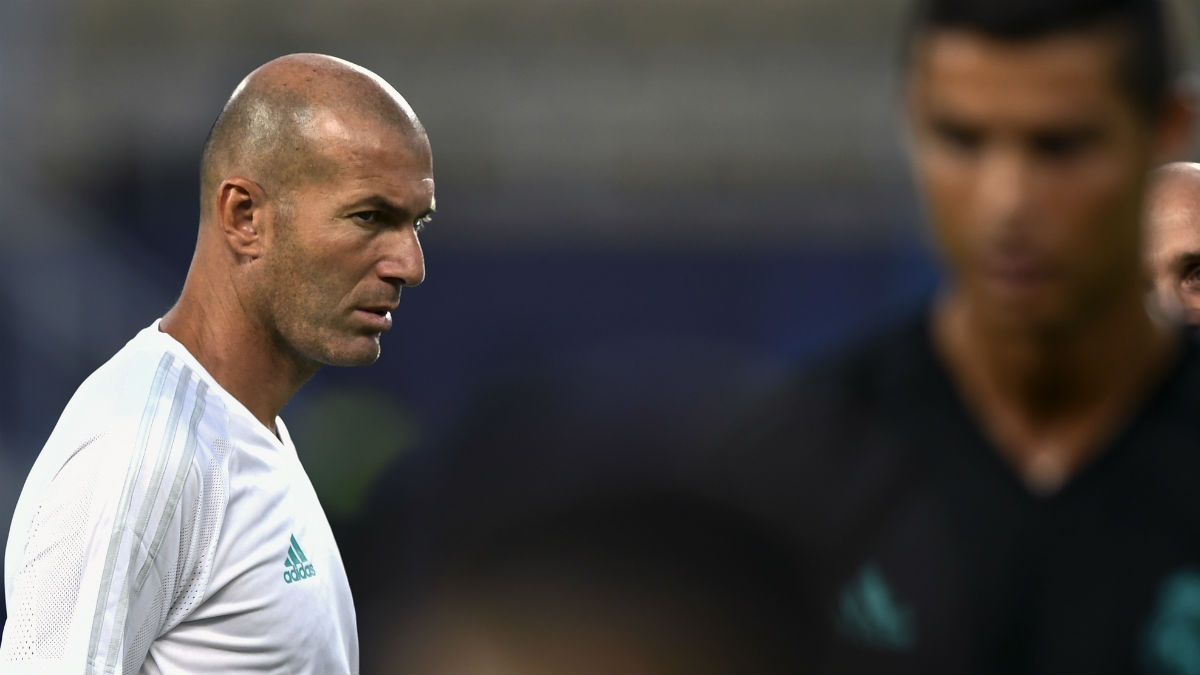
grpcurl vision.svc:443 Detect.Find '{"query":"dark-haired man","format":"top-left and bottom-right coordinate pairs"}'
top-left (705, 0), bottom-right (1198, 672)
top-left (0, 54), bottom-right (433, 674)
top-left (1145, 162), bottom-right (1200, 324)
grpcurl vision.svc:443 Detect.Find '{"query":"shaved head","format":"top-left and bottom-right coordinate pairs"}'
top-left (1145, 162), bottom-right (1200, 323)
top-left (199, 53), bottom-right (427, 218)
top-left (1149, 162), bottom-right (1200, 206)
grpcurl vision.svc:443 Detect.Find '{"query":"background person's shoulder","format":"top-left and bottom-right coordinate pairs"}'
top-left (689, 309), bottom-right (937, 535)
top-left (747, 308), bottom-right (936, 433)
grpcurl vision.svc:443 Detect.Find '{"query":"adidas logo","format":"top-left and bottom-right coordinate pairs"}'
top-left (283, 533), bottom-right (317, 584)
top-left (835, 561), bottom-right (915, 651)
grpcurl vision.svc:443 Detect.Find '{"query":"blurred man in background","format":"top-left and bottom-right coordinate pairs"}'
top-left (704, 0), bottom-right (1199, 671)
top-left (1145, 162), bottom-right (1200, 324)
top-left (1, 53), bottom-right (432, 674)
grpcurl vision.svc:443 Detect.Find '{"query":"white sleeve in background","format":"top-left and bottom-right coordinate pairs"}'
top-left (1, 356), bottom-right (211, 675)
top-left (2, 323), bottom-right (357, 675)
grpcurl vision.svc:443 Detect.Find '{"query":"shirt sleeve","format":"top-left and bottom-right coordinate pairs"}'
top-left (0, 427), bottom-right (202, 675)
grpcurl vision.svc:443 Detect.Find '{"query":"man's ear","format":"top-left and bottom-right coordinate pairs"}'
top-left (217, 177), bottom-right (269, 260)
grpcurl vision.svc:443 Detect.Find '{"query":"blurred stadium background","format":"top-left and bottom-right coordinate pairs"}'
top-left (1, 1), bottom-right (1197, 671)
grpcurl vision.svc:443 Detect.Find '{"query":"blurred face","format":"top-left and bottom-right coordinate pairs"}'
top-left (907, 28), bottom-right (1160, 334)
top-left (258, 115), bottom-right (434, 367)
top-left (1145, 174), bottom-right (1200, 324)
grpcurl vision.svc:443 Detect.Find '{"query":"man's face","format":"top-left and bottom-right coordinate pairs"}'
top-left (1145, 171), bottom-right (1200, 324)
top-left (908, 28), bottom-right (1161, 333)
top-left (258, 114), bottom-right (434, 367)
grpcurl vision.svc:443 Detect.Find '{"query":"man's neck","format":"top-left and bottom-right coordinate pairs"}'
top-left (159, 287), bottom-right (317, 435)
top-left (932, 286), bottom-right (1177, 493)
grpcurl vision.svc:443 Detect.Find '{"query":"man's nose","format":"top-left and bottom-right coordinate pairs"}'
top-left (976, 149), bottom-right (1033, 233)
top-left (377, 227), bottom-right (425, 287)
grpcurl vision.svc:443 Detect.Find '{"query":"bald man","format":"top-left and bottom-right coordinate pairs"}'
top-left (1145, 162), bottom-right (1200, 324)
top-left (0, 54), bottom-right (434, 675)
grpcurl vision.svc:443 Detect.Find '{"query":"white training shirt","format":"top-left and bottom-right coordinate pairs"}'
top-left (0, 321), bottom-right (358, 674)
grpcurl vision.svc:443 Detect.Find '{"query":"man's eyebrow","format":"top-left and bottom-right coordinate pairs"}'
top-left (350, 195), bottom-right (434, 219)
top-left (1170, 251), bottom-right (1200, 274)
top-left (349, 195), bottom-right (407, 214)
top-left (1027, 123), bottom-right (1106, 145)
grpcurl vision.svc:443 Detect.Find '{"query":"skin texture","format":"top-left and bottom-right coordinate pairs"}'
top-left (907, 27), bottom-right (1192, 492)
top-left (161, 53), bottom-right (435, 433)
top-left (1145, 162), bottom-right (1200, 324)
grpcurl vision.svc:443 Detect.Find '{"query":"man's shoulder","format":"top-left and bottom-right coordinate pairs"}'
top-left (11, 330), bottom-right (237, 568)
top-left (767, 310), bottom-right (938, 427)
top-left (693, 310), bottom-right (941, 546)
top-left (705, 309), bottom-right (940, 476)
top-left (44, 325), bottom-right (235, 475)
top-left (708, 310), bottom-right (940, 485)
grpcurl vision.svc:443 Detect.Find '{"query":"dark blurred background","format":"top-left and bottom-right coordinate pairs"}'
top-left (1, 1), bottom-right (1197, 672)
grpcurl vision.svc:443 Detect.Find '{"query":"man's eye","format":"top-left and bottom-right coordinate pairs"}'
top-left (931, 120), bottom-right (983, 154)
top-left (1031, 133), bottom-right (1092, 161)
top-left (352, 211), bottom-right (381, 224)
top-left (1182, 266), bottom-right (1200, 292)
